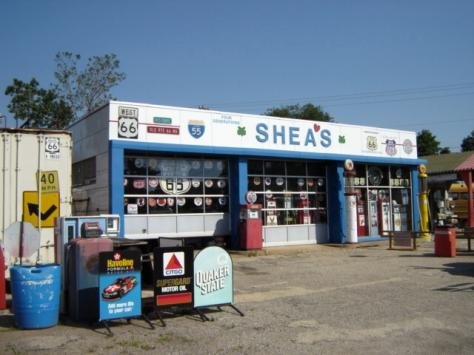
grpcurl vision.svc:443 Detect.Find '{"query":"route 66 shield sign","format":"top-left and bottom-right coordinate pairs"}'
top-left (385, 139), bottom-right (397, 156)
top-left (188, 120), bottom-right (205, 139)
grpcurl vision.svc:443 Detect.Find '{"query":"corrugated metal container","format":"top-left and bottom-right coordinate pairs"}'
top-left (0, 129), bottom-right (72, 265)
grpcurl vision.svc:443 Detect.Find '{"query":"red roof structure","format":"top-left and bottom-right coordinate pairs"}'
top-left (454, 153), bottom-right (474, 227)
top-left (455, 154), bottom-right (474, 172)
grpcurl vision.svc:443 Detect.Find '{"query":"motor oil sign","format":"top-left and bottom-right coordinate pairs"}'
top-left (98, 250), bottom-right (142, 321)
top-left (193, 246), bottom-right (234, 308)
top-left (154, 247), bottom-right (193, 308)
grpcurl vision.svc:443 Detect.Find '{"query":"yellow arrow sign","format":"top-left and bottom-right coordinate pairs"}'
top-left (23, 191), bottom-right (60, 228)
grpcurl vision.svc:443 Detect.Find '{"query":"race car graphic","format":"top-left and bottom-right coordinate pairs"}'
top-left (101, 276), bottom-right (137, 300)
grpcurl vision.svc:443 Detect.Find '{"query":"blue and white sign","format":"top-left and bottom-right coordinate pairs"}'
top-left (109, 101), bottom-right (418, 160)
top-left (193, 246), bottom-right (234, 308)
top-left (99, 250), bottom-right (142, 321)
top-left (188, 120), bottom-right (206, 139)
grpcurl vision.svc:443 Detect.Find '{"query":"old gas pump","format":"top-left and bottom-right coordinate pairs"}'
top-left (344, 160), bottom-right (358, 243)
top-left (240, 192), bottom-right (263, 250)
top-left (297, 195), bottom-right (311, 224)
top-left (418, 164), bottom-right (431, 240)
top-left (0, 244), bottom-right (5, 310)
top-left (356, 193), bottom-right (368, 236)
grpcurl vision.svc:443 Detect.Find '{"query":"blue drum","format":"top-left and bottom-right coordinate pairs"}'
top-left (10, 264), bottom-right (61, 329)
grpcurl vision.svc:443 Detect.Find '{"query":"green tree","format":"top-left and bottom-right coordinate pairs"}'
top-left (264, 103), bottom-right (334, 122)
top-left (5, 78), bottom-right (73, 129)
top-left (461, 130), bottom-right (474, 152)
top-left (54, 51), bottom-right (126, 119)
top-left (440, 147), bottom-right (451, 154)
top-left (416, 129), bottom-right (441, 156)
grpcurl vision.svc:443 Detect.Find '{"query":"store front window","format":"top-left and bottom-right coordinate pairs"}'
top-left (248, 159), bottom-right (327, 226)
top-left (349, 164), bottom-right (412, 236)
top-left (124, 155), bottom-right (229, 215)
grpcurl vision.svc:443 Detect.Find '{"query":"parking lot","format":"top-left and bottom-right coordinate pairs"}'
top-left (1, 239), bottom-right (474, 354)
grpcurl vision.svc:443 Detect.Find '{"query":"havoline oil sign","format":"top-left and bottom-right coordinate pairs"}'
top-left (98, 249), bottom-right (142, 321)
top-left (193, 246), bottom-right (233, 308)
top-left (153, 247), bottom-right (194, 307)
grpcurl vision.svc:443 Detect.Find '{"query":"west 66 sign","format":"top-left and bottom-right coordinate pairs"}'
top-left (118, 106), bottom-right (139, 139)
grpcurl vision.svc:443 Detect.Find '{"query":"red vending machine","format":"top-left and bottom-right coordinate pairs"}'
top-left (67, 238), bottom-right (113, 321)
top-left (240, 204), bottom-right (263, 250)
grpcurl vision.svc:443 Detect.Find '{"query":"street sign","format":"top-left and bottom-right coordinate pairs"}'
top-left (36, 170), bottom-right (59, 193)
top-left (23, 191), bottom-right (60, 227)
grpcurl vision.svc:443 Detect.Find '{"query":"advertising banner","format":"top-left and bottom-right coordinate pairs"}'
top-left (109, 102), bottom-right (418, 160)
top-left (193, 246), bottom-right (233, 308)
top-left (98, 250), bottom-right (142, 321)
top-left (153, 247), bottom-right (194, 308)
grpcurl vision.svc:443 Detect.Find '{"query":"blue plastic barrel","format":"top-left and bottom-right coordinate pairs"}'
top-left (10, 264), bottom-right (61, 329)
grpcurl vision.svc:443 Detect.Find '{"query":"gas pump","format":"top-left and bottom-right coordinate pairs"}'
top-left (378, 198), bottom-right (392, 235)
top-left (240, 203), bottom-right (263, 250)
top-left (392, 204), bottom-right (402, 231)
top-left (54, 214), bottom-right (120, 265)
top-left (344, 160), bottom-right (358, 243)
top-left (356, 195), bottom-right (368, 236)
top-left (297, 195), bottom-right (311, 224)
top-left (368, 190), bottom-right (379, 236)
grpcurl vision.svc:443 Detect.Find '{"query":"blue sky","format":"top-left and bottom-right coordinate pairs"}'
top-left (1, 0), bottom-right (473, 151)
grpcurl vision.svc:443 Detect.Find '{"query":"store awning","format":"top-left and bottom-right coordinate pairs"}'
top-left (455, 153), bottom-right (474, 172)
top-left (454, 153), bottom-right (474, 227)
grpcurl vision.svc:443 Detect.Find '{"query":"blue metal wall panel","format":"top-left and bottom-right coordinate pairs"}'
top-left (327, 161), bottom-right (346, 243)
top-left (109, 142), bottom-right (125, 237)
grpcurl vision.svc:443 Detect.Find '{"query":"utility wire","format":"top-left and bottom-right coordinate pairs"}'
top-left (199, 81), bottom-right (474, 110)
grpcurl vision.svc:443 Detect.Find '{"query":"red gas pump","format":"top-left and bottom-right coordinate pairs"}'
top-left (0, 245), bottom-right (6, 310)
top-left (297, 197), bottom-right (311, 224)
top-left (356, 199), bottom-right (368, 236)
top-left (240, 204), bottom-right (263, 250)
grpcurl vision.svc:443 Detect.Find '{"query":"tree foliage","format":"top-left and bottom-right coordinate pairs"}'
top-left (54, 52), bottom-right (126, 119)
top-left (4, 78), bottom-right (73, 129)
top-left (461, 130), bottom-right (474, 152)
top-left (4, 52), bottom-right (126, 129)
top-left (439, 147), bottom-right (451, 154)
top-left (264, 103), bottom-right (334, 122)
top-left (416, 129), bottom-right (441, 156)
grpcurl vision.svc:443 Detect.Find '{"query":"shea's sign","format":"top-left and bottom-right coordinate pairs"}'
top-left (193, 246), bottom-right (233, 308)
top-left (109, 101), bottom-right (417, 160)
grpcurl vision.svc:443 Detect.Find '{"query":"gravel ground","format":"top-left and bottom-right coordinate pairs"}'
top-left (1, 239), bottom-right (474, 354)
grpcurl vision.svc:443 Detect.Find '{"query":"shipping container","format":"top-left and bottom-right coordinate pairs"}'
top-left (0, 129), bottom-right (72, 265)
